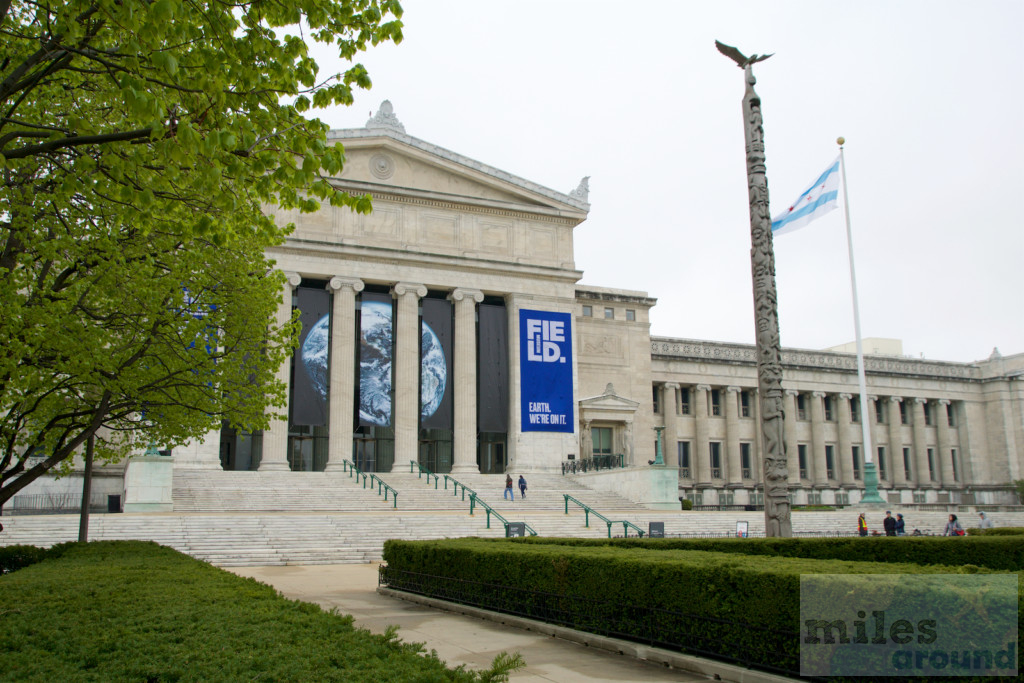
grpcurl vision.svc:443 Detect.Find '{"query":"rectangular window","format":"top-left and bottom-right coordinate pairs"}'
top-left (924, 401), bottom-right (933, 426)
top-left (710, 389), bottom-right (721, 416)
top-left (927, 447), bottom-right (936, 481)
top-left (740, 390), bottom-right (751, 418)
top-left (852, 445), bottom-right (861, 480)
top-left (797, 394), bottom-right (807, 421)
top-left (604, 307), bottom-right (614, 319)
top-left (678, 441), bottom-right (691, 478)
top-left (582, 305), bottom-right (592, 317)
top-left (850, 397), bottom-right (860, 423)
top-left (652, 385), bottom-right (660, 414)
top-left (721, 492), bottom-right (734, 506)
top-left (951, 448), bottom-right (959, 482)
top-left (740, 442), bottom-right (752, 479)
top-left (903, 447), bottom-right (912, 480)
top-left (947, 402), bottom-right (956, 427)
top-left (825, 445), bottom-right (835, 479)
top-left (798, 444), bottom-right (808, 479)
top-left (751, 491), bottom-right (764, 506)
top-left (836, 492), bottom-right (850, 506)
top-left (693, 492), bottom-right (703, 506)
top-left (913, 492), bottom-right (927, 503)
top-left (824, 395), bottom-right (834, 422)
top-left (808, 491), bottom-right (822, 505)
top-left (900, 401), bottom-right (908, 425)
top-left (679, 387), bottom-right (690, 415)
top-left (592, 427), bottom-right (613, 455)
top-left (876, 400), bottom-right (885, 425)
top-left (710, 441), bottom-right (722, 478)
top-left (876, 446), bottom-right (886, 480)
top-left (626, 309), bottom-right (636, 321)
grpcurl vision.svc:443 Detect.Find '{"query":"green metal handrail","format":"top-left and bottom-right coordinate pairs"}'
top-left (408, 460), bottom-right (440, 488)
top-left (442, 474), bottom-right (476, 501)
top-left (342, 460), bottom-right (397, 508)
top-left (468, 492), bottom-right (537, 537)
top-left (564, 494), bottom-right (645, 538)
top-left (369, 474), bottom-right (398, 509)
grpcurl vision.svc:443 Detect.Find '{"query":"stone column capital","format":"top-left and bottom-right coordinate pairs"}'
top-left (328, 276), bottom-right (364, 293)
top-left (839, 393), bottom-right (853, 400)
top-left (283, 271), bottom-right (302, 288)
top-left (812, 391), bottom-right (826, 399)
top-left (784, 389), bottom-right (800, 397)
top-left (663, 382), bottom-right (680, 391)
top-left (938, 399), bottom-right (951, 406)
top-left (392, 282), bottom-right (427, 299)
top-left (726, 386), bottom-right (741, 394)
top-left (695, 384), bottom-right (711, 393)
top-left (449, 287), bottom-right (484, 304)
top-left (913, 396), bottom-right (928, 405)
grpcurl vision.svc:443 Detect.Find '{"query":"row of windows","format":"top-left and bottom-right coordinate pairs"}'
top-left (581, 305), bottom-right (636, 321)
top-left (676, 439), bottom-right (960, 483)
top-left (656, 385), bottom-right (958, 428)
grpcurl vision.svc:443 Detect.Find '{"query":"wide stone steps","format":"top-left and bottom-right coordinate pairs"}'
top-left (6, 508), bottom-right (1018, 568)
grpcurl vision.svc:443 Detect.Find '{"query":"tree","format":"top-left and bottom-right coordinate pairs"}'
top-left (0, 0), bottom-right (403, 505)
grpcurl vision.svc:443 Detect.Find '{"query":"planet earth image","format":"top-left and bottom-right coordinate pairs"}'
top-left (420, 322), bottom-right (447, 418)
top-left (359, 300), bottom-right (393, 426)
top-left (301, 314), bottom-right (330, 400)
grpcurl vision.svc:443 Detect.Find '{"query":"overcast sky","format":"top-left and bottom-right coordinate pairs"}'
top-left (309, 1), bottom-right (1023, 363)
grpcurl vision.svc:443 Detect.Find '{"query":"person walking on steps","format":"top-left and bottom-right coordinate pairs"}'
top-left (504, 474), bottom-right (514, 501)
top-left (518, 474), bottom-right (527, 499)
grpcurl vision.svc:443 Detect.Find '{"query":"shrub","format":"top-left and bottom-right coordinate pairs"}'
top-left (0, 544), bottom-right (47, 575)
top-left (680, 499), bottom-right (693, 510)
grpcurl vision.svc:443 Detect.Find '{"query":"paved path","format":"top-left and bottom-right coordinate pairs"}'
top-left (230, 563), bottom-right (792, 683)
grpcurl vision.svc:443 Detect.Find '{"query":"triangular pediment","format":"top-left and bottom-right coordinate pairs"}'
top-left (327, 126), bottom-right (589, 219)
top-left (579, 383), bottom-right (640, 411)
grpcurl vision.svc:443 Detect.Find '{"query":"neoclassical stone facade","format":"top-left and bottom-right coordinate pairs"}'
top-left (13, 103), bottom-right (1024, 509)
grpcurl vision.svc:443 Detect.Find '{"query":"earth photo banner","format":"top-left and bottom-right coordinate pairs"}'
top-left (359, 291), bottom-right (394, 427)
top-left (420, 297), bottom-right (453, 430)
top-left (293, 286), bottom-right (330, 427)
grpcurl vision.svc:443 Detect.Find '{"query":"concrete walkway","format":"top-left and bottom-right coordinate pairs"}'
top-left (230, 563), bottom-right (794, 683)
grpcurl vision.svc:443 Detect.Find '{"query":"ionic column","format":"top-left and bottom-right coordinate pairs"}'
top-left (694, 384), bottom-right (711, 487)
top-left (725, 386), bottom-right (742, 486)
top-left (936, 399), bottom-right (955, 487)
top-left (887, 397), bottom-right (907, 487)
top-left (450, 288), bottom-right (484, 473)
top-left (662, 383), bottom-right (680, 467)
top-left (784, 389), bottom-right (800, 482)
top-left (911, 397), bottom-right (933, 487)
top-left (260, 271), bottom-right (302, 471)
top-left (324, 277), bottom-right (363, 471)
top-left (392, 282), bottom-right (427, 471)
top-left (838, 393), bottom-right (855, 487)
top-left (810, 391), bottom-right (828, 486)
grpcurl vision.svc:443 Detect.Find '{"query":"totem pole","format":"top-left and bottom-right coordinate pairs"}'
top-left (716, 41), bottom-right (792, 537)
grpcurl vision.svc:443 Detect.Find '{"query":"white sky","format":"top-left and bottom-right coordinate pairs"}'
top-left (309, 1), bottom-right (1023, 363)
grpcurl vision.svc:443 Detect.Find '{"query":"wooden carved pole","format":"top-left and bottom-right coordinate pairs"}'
top-left (739, 61), bottom-right (792, 537)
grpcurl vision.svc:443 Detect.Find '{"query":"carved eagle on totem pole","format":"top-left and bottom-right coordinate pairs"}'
top-left (715, 40), bottom-right (774, 68)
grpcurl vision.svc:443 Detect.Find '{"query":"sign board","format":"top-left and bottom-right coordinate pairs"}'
top-left (736, 521), bottom-right (749, 538)
top-left (506, 522), bottom-right (526, 538)
top-left (648, 522), bottom-right (665, 538)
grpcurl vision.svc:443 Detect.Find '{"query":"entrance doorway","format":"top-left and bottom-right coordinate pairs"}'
top-left (418, 429), bottom-right (452, 473)
top-left (478, 432), bottom-right (507, 474)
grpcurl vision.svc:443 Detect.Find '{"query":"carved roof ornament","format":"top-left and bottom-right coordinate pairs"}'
top-left (365, 100), bottom-right (406, 133)
top-left (990, 347), bottom-right (1002, 359)
top-left (570, 176), bottom-right (590, 202)
top-left (603, 382), bottom-right (616, 396)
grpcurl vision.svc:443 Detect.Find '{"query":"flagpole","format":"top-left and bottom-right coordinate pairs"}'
top-left (838, 137), bottom-right (884, 505)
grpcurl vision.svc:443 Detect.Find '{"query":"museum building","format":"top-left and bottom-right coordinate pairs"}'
top-left (22, 102), bottom-right (1024, 509)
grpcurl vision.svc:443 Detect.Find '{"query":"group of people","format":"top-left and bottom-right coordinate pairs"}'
top-left (503, 474), bottom-right (527, 501)
top-left (857, 510), bottom-right (994, 537)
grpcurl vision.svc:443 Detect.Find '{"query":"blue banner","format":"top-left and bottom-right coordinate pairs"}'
top-left (519, 309), bottom-right (573, 433)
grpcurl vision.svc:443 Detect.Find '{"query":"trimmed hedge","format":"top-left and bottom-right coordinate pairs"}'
top-left (505, 535), bottom-right (1024, 571)
top-left (0, 541), bottom-right (519, 682)
top-left (382, 538), bottom-right (1016, 679)
top-left (0, 544), bottom-right (47, 575)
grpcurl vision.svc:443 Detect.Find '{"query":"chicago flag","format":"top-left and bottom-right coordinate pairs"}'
top-left (771, 156), bottom-right (840, 235)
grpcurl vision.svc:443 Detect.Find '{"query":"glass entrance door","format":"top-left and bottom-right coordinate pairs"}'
top-left (477, 433), bottom-right (506, 474)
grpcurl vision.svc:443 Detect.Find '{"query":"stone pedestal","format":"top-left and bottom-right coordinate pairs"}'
top-left (123, 456), bottom-right (174, 512)
top-left (578, 466), bottom-right (680, 510)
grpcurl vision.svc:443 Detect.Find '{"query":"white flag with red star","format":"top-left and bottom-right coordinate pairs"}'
top-left (771, 156), bottom-right (840, 236)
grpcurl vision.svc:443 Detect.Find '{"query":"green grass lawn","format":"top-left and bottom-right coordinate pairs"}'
top-left (0, 541), bottom-right (520, 682)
